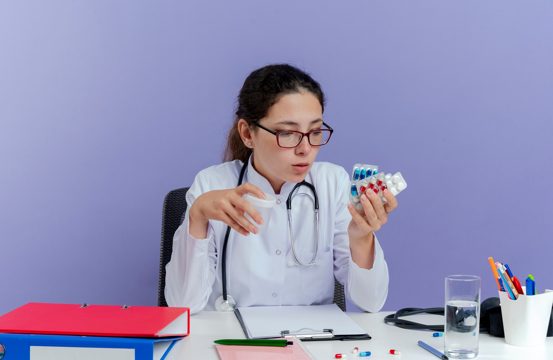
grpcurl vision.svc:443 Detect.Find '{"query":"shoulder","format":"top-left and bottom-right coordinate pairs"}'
top-left (193, 160), bottom-right (244, 191)
top-left (309, 162), bottom-right (350, 206)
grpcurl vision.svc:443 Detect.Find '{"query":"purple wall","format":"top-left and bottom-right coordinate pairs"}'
top-left (1, 1), bottom-right (552, 314)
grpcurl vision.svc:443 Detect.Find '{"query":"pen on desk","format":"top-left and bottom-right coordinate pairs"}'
top-left (417, 340), bottom-right (448, 360)
top-left (214, 339), bottom-right (293, 347)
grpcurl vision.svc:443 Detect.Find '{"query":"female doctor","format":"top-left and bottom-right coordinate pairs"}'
top-left (165, 64), bottom-right (398, 314)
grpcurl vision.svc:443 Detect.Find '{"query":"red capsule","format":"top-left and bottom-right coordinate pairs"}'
top-left (389, 349), bottom-right (401, 355)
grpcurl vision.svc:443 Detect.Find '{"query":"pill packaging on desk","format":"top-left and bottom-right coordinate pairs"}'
top-left (349, 163), bottom-right (407, 209)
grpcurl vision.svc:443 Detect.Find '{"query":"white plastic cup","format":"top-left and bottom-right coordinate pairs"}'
top-left (242, 193), bottom-right (276, 233)
top-left (499, 289), bottom-right (553, 347)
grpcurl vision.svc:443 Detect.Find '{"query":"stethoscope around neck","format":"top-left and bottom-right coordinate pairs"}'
top-left (214, 161), bottom-right (320, 311)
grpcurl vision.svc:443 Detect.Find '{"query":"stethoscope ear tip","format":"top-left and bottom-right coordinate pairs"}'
top-left (215, 295), bottom-right (237, 312)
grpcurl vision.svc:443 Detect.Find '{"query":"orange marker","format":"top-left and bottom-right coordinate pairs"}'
top-left (488, 257), bottom-right (502, 291)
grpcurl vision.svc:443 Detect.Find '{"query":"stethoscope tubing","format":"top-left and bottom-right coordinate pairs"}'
top-left (221, 163), bottom-right (248, 302)
top-left (220, 161), bottom-right (319, 307)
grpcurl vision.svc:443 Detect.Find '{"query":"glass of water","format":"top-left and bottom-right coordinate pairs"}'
top-left (445, 275), bottom-right (481, 359)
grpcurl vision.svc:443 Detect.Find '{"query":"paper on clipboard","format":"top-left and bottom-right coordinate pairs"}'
top-left (234, 304), bottom-right (370, 340)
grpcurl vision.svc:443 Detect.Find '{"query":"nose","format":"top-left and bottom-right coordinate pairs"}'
top-left (294, 134), bottom-right (312, 156)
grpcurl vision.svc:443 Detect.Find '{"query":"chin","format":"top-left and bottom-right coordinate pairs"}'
top-left (287, 173), bottom-right (308, 183)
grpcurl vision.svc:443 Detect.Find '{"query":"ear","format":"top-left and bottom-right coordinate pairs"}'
top-left (237, 119), bottom-right (255, 149)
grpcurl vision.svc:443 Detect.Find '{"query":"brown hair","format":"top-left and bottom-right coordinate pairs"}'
top-left (224, 64), bottom-right (325, 163)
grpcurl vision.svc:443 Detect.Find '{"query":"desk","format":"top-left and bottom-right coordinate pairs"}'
top-left (169, 311), bottom-right (553, 359)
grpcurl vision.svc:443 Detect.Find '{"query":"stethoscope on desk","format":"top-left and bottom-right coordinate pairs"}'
top-left (214, 161), bottom-right (321, 311)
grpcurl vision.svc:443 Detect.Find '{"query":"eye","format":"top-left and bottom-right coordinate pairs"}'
top-left (278, 131), bottom-right (295, 137)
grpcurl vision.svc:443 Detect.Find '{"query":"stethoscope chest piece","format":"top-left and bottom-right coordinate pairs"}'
top-left (215, 295), bottom-right (237, 311)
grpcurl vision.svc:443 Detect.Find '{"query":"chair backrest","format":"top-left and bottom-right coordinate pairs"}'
top-left (158, 187), bottom-right (346, 311)
top-left (158, 187), bottom-right (189, 307)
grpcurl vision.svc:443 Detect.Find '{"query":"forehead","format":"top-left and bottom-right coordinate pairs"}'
top-left (264, 92), bottom-right (323, 124)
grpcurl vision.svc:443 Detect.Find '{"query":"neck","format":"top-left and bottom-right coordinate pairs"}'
top-left (251, 155), bottom-right (284, 194)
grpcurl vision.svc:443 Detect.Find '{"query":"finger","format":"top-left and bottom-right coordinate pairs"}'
top-left (382, 189), bottom-right (398, 213)
top-left (360, 193), bottom-right (381, 231)
top-left (236, 182), bottom-right (266, 199)
top-left (231, 194), bottom-right (264, 225)
top-left (348, 204), bottom-right (372, 234)
top-left (221, 213), bottom-right (250, 236)
top-left (226, 203), bottom-right (259, 234)
top-left (365, 190), bottom-right (388, 224)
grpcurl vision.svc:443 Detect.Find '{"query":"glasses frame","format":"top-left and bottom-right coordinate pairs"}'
top-left (253, 121), bottom-right (334, 148)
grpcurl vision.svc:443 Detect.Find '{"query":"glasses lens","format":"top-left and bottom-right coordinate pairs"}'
top-left (309, 129), bottom-right (331, 146)
top-left (277, 131), bottom-right (303, 148)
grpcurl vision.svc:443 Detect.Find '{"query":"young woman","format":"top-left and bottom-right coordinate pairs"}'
top-left (165, 64), bottom-right (398, 313)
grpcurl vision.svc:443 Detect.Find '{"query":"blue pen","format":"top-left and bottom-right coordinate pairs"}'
top-left (497, 267), bottom-right (516, 300)
top-left (526, 274), bottom-right (535, 296)
top-left (504, 264), bottom-right (515, 278)
top-left (418, 340), bottom-right (448, 360)
top-left (498, 277), bottom-right (505, 291)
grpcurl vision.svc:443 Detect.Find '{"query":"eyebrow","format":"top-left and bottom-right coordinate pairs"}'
top-left (274, 119), bottom-right (323, 127)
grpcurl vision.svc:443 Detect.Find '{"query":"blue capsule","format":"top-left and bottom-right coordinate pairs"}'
top-left (359, 351), bottom-right (371, 357)
top-left (353, 168), bottom-right (361, 180)
top-left (350, 185), bottom-right (358, 197)
top-left (359, 168), bottom-right (367, 179)
top-left (433, 332), bottom-right (444, 337)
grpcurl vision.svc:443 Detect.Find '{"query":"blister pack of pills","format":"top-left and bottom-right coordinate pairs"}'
top-left (351, 163), bottom-right (379, 181)
top-left (349, 163), bottom-right (407, 209)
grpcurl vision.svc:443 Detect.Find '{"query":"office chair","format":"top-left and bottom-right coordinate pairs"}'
top-left (158, 187), bottom-right (347, 311)
top-left (158, 187), bottom-right (189, 307)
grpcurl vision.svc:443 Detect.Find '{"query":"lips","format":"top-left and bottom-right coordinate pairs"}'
top-left (292, 163), bottom-right (310, 174)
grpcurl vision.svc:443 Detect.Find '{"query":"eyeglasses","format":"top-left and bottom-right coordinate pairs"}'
top-left (253, 121), bottom-right (334, 148)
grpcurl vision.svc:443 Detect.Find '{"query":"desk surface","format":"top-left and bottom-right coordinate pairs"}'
top-left (170, 311), bottom-right (553, 359)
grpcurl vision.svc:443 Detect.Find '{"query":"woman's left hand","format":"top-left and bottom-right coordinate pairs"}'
top-left (347, 189), bottom-right (398, 269)
top-left (348, 188), bottom-right (398, 239)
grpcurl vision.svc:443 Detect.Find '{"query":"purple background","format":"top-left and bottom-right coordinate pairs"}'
top-left (1, 1), bottom-right (552, 314)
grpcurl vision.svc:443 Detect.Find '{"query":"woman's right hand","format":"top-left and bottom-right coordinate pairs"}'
top-left (189, 183), bottom-right (266, 238)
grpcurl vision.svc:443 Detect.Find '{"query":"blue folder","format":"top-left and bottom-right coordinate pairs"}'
top-left (0, 332), bottom-right (181, 360)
